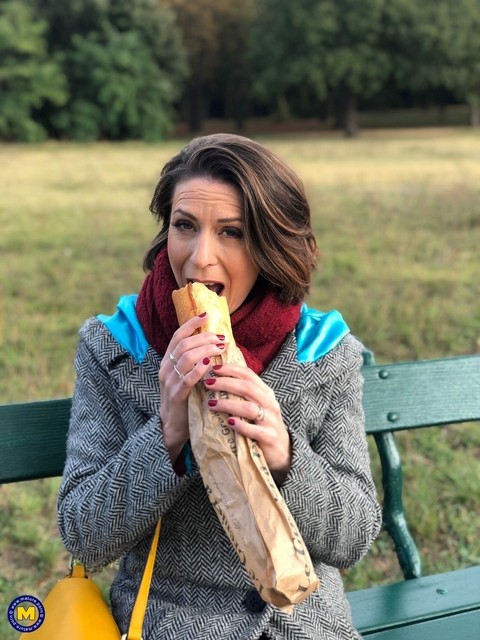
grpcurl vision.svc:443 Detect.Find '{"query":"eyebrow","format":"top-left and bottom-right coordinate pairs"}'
top-left (172, 208), bottom-right (243, 224)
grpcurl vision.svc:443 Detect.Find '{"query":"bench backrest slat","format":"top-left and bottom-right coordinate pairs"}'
top-left (0, 398), bottom-right (71, 483)
top-left (362, 355), bottom-right (480, 434)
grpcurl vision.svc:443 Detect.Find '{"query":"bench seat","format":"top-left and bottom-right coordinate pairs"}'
top-left (348, 565), bottom-right (480, 639)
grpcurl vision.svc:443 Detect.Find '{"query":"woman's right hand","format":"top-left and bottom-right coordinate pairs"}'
top-left (159, 312), bottom-right (226, 465)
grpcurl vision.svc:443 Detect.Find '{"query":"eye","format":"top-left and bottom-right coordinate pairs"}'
top-left (172, 220), bottom-right (195, 232)
top-left (222, 227), bottom-right (243, 239)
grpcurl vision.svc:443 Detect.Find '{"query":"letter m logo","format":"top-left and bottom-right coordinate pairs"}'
top-left (17, 605), bottom-right (35, 621)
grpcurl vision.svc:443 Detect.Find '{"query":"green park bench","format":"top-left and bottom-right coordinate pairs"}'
top-left (1, 352), bottom-right (479, 639)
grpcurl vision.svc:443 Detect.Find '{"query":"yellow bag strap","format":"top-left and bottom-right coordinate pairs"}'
top-left (122, 520), bottom-right (162, 640)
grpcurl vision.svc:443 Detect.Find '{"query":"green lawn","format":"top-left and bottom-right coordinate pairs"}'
top-left (1, 129), bottom-right (479, 638)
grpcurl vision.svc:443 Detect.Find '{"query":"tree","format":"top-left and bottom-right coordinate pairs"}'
top-left (250, 0), bottom-right (328, 121)
top-left (30, 0), bottom-right (188, 141)
top-left (251, 0), bottom-right (390, 137)
top-left (53, 1), bottom-right (187, 140)
top-left (381, 0), bottom-right (458, 114)
top-left (164, 0), bottom-right (254, 132)
top-left (442, 0), bottom-right (480, 126)
top-left (210, 0), bottom-right (255, 129)
top-left (0, 1), bottom-right (66, 141)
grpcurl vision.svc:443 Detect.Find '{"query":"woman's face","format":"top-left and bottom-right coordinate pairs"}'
top-left (167, 177), bottom-right (259, 313)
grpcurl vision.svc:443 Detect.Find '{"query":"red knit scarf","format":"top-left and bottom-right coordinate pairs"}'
top-left (136, 247), bottom-right (301, 375)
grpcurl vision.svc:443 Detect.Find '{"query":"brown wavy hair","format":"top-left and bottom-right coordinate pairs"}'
top-left (144, 133), bottom-right (318, 304)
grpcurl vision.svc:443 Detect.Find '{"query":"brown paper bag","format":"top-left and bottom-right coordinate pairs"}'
top-left (188, 343), bottom-right (319, 611)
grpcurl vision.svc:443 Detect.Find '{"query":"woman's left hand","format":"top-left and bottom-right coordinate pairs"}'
top-left (204, 364), bottom-right (292, 485)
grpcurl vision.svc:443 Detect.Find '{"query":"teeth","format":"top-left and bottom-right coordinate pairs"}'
top-left (189, 280), bottom-right (218, 287)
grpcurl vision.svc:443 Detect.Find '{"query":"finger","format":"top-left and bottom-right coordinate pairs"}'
top-left (170, 353), bottom-right (220, 387)
top-left (225, 415), bottom-right (291, 474)
top-left (166, 312), bottom-right (209, 355)
top-left (203, 374), bottom-right (275, 406)
top-left (173, 341), bottom-right (226, 374)
top-left (168, 331), bottom-right (227, 366)
top-left (209, 363), bottom-right (274, 394)
top-left (207, 397), bottom-right (264, 424)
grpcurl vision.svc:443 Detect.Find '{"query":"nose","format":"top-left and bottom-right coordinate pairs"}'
top-left (189, 231), bottom-right (217, 269)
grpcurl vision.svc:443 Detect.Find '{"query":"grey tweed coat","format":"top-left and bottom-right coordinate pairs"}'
top-left (58, 306), bottom-right (381, 640)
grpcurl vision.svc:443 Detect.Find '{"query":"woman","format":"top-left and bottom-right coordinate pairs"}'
top-left (58, 133), bottom-right (381, 640)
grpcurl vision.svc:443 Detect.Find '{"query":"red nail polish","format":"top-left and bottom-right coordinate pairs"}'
top-left (208, 399), bottom-right (218, 407)
top-left (216, 344), bottom-right (225, 349)
top-left (204, 378), bottom-right (215, 386)
top-left (203, 357), bottom-right (210, 365)
top-left (212, 365), bottom-right (222, 371)
top-left (216, 334), bottom-right (225, 340)
top-left (227, 417), bottom-right (235, 426)
top-left (198, 312), bottom-right (207, 318)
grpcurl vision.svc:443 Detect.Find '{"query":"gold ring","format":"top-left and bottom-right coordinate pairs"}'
top-left (254, 405), bottom-right (265, 423)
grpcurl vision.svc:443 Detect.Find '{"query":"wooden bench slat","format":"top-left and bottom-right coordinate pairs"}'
top-left (362, 355), bottom-right (480, 434)
top-left (348, 566), bottom-right (480, 633)
top-left (361, 608), bottom-right (480, 640)
top-left (0, 398), bottom-right (71, 483)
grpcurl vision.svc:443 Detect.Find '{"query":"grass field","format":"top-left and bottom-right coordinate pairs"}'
top-left (1, 128), bottom-right (480, 638)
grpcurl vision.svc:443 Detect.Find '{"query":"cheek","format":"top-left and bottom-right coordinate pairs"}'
top-left (167, 237), bottom-right (183, 277)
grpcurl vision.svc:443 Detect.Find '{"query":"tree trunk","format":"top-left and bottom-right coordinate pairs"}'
top-left (470, 101), bottom-right (480, 128)
top-left (337, 84), bottom-right (358, 138)
top-left (344, 91), bottom-right (358, 138)
top-left (234, 85), bottom-right (249, 131)
top-left (186, 82), bottom-right (206, 132)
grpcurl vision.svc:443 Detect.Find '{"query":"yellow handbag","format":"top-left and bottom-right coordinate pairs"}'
top-left (19, 521), bottom-right (161, 640)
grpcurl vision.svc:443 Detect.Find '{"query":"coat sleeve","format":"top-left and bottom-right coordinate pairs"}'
top-left (279, 335), bottom-right (382, 569)
top-left (57, 332), bottom-right (197, 569)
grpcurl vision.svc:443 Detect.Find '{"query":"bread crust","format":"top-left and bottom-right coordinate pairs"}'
top-left (172, 283), bottom-right (234, 342)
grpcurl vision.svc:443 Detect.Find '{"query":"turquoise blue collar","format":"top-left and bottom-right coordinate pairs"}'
top-left (295, 304), bottom-right (349, 362)
top-left (97, 296), bottom-right (349, 365)
top-left (97, 294), bottom-right (149, 363)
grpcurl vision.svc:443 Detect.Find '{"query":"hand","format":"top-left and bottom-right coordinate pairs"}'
top-left (204, 364), bottom-right (292, 485)
top-left (159, 313), bottom-right (227, 464)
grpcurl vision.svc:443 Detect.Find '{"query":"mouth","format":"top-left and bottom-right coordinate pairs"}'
top-left (187, 279), bottom-right (225, 296)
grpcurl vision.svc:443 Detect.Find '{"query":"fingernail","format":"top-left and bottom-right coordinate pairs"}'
top-left (198, 312), bottom-right (207, 318)
top-left (202, 357), bottom-right (210, 365)
top-left (208, 399), bottom-right (218, 407)
top-left (204, 378), bottom-right (216, 386)
top-left (216, 344), bottom-right (225, 349)
top-left (227, 417), bottom-right (235, 426)
top-left (216, 334), bottom-right (225, 340)
top-left (212, 364), bottom-right (222, 371)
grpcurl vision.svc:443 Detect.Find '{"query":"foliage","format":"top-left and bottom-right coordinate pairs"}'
top-left (441, 0), bottom-right (480, 125)
top-left (251, 0), bottom-right (392, 136)
top-left (30, 0), bottom-right (188, 141)
top-left (54, 26), bottom-right (182, 141)
top-left (250, 0), bottom-right (480, 135)
top-left (2, 0), bottom-right (480, 139)
top-left (164, 0), bottom-right (254, 131)
top-left (0, 0), bottom-right (66, 141)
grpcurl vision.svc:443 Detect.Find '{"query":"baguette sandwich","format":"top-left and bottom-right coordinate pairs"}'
top-left (171, 282), bottom-right (319, 610)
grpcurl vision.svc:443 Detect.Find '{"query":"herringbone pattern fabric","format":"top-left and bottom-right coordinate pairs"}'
top-left (58, 317), bottom-right (381, 640)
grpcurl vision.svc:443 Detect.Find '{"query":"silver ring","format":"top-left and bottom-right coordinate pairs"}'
top-left (169, 352), bottom-right (179, 365)
top-left (254, 404), bottom-right (265, 423)
top-left (173, 364), bottom-right (184, 379)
